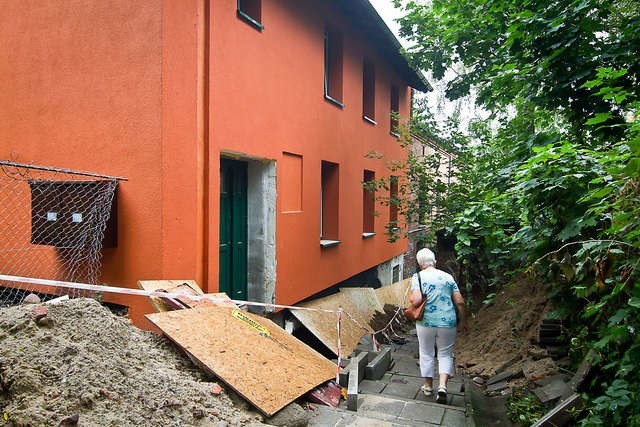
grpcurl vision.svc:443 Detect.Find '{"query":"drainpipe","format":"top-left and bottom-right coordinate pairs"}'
top-left (196, 0), bottom-right (210, 290)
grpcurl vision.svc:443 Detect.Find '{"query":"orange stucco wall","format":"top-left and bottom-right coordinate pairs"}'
top-left (0, 0), bottom-right (170, 325)
top-left (1, 0), bottom-right (413, 326)
top-left (209, 0), bottom-right (410, 305)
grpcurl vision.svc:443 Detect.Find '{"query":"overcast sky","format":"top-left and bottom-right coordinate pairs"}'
top-left (369, 0), bottom-right (406, 46)
top-left (369, 0), bottom-right (486, 134)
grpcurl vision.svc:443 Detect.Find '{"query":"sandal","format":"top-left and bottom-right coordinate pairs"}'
top-left (420, 385), bottom-right (433, 396)
top-left (436, 387), bottom-right (447, 404)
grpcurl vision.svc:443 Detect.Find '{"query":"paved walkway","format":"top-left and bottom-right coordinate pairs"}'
top-left (307, 332), bottom-right (475, 426)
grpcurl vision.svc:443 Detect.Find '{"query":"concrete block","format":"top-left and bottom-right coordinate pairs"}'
top-left (533, 380), bottom-right (572, 404)
top-left (353, 351), bottom-right (369, 383)
top-left (365, 346), bottom-right (392, 380)
top-left (339, 367), bottom-right (349, 387)
top-left (347, 366), bottom-right (359, 411)
top-left (339, 351), bottom-right (369, 387)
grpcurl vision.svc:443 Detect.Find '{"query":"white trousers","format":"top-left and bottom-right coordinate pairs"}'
top-left (416, 324), bottom-right (457, 378)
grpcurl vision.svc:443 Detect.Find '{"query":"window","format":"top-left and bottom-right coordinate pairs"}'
top-left (389, 175), bottom-right (399, 223)
top-left (321, 161), bottom-right (340, 245)
top-left (324, 28), bottom-right (343, 107)
top-left (390, 85), bottom-right (399, 135)
top-left (363, 170), bottom-right (375, 237)
top-left (237, 0), bottom-right (263, 30)
top-left (362, 61), bottom-right (376, 124)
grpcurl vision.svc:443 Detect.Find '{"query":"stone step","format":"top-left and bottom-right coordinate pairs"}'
top-left (308, 393), bottom-right (471, 427)
top-left (360, 378), bottom-right (466, 408)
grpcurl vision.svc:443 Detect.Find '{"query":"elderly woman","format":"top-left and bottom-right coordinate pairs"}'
top-left (409, 248), bottom-right (468, 404)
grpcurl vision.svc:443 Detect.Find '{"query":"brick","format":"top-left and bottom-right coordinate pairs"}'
top-left (31, 305), bottom-right (48, 321)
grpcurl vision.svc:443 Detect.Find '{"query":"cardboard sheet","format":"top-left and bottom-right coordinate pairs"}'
top-left (146, 306), bottom-right (336, 416)
top-left (138, 280), bottom-right (234, 311)
top-left (291, 290), bottom-right (375, 357)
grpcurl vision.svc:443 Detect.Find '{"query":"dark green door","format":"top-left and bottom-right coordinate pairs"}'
top-left (219, 158), bottom-right (248, 300)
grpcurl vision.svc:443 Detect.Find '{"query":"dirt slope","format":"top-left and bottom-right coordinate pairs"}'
top-left (456, 278), bottom-right (551, 377)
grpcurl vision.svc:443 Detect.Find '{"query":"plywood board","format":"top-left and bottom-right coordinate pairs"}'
top-left (339, 287), bottom-right (384, 313)
top-left (139, 280), bottom-right (203, 312)
top-left (146, 306), bottom-right (336, 416)
top-left (375, 278), bottom-right (412, 308)
top-left (191, 293), bottom-right (236, 308)
top-left (138, 280), bottom-right (234, 311)
top-left (291, 291), bottom-right (375, 357)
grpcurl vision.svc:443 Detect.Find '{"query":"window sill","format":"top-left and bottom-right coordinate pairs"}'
top-left (362, 232), bottom-right (376, 239)
top-left (363, 115), bottom-right (377, 125)
top-left (320, 239), bottom-right (341, 248)
top-left (237, 10), bottom-right (264, 31)
top-left (324, 94), bottom-right (345, 109)
top-left (390, 131), bottom-right (400, 138)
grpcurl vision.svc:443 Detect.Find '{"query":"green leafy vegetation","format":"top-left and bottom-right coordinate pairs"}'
top-left (383, 0), bottom-right (640, 424)
top-left (507, 387), bottom-right (547, 425)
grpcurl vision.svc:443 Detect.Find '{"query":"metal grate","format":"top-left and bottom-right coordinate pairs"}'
top-left (0, 160), bottom-right (124, 306)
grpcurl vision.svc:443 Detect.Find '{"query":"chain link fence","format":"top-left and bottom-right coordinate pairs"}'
top-left (0, 160), bottom-right (124, 306)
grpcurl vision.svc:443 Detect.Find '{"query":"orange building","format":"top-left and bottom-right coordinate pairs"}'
top-left (0, 0), bottom-right (429, 326)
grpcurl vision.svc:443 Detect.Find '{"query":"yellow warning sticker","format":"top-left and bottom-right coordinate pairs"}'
top-left (231, 309), bottom-right (270, 336)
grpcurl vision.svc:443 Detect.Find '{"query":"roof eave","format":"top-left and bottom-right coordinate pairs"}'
top-left (336, 0), bottom-right (432, 93)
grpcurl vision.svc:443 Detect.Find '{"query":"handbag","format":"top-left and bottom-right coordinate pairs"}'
top-left (404, 271), bottom-right (426, 321)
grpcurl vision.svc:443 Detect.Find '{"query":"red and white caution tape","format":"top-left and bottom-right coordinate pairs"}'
top-left (0, 274), bottom-right (336, 313)
top-left (0, 273), bottom-right (412, 366)
top-left (335, 308), bottom-right (343, 384)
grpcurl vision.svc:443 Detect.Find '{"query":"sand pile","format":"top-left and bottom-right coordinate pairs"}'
top-left (0, 298), bottom-right (265, 426)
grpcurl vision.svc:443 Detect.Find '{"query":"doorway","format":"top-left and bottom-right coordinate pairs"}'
top-left (219, 156), bottom-right (276, 309)
top-left (219, 158), bottom-right (248, 300)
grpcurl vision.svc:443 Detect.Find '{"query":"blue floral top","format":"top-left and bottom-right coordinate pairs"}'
top-left (410, 268), bottom-right (460, 328)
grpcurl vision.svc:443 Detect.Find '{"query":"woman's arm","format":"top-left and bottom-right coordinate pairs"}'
top-left (452, 291), bottom-right (468, 334)
top-left (409, 288), bottom-right (423, 307)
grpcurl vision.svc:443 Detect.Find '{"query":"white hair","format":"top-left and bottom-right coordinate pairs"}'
top-left (416, 248), bottom-right (436, 268)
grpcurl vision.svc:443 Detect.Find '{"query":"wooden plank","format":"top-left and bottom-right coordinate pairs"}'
top-left (339, 288), bottom-right (382, 335)
top-left (138, 280), bottom-right (234, 311)
top-left (374, 278), bottom-right (412, 308)
top-left (532, 393), bottom-right (583, 427)
top-left (146, 306), bottom-right (336, 416)
top-left (190, 293), bottom-right (236, 308)
top-left (139, 280), bottom-right (202, 312)
top-left (340, 287), bottom-right (384, 313)
top-left (569, 350), bottom-right (595, 391)
top-left (291, 291), bottom-right (374, 357)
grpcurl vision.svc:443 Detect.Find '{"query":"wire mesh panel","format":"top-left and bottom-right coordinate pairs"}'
top-left (0, 161), bottom-right (122, 306)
